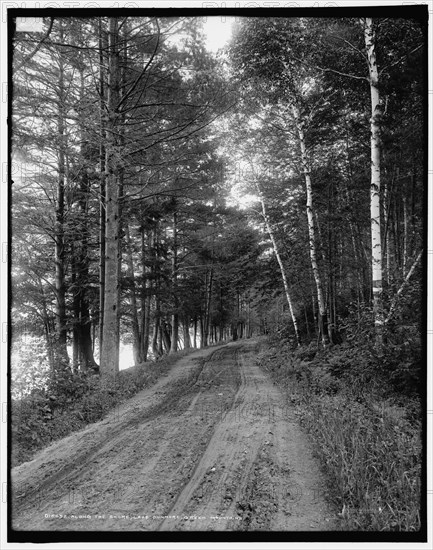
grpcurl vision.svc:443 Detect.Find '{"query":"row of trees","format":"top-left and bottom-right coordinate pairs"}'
top-left (12, 13), bottom-right (425, 391)
top-left (12, 16), bottom-right (260, 385)
top-left (225, 14), bottom-right (425, 351)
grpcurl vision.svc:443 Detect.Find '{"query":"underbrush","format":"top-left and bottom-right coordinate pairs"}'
top-left (11, 350), bottom-right (190, 467)
top-left (257, 337), bottom-right (422, 532)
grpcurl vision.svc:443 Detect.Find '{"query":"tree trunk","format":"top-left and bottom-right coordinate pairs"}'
top-left (151, 228), bottom-right (162, 359)
top-left (326, 180), bottom-right (337, 344)
top-left (39, 279), bottom-right (55, 374)
top-left (292, 102), bottom-right (329, 347)
top-left (138, 229), bottom-right (152, 363)
top-left (203, 268), bottom-right (213, 347)
top-left (99, 18), bottom-right (107, 355)
top-left (200, 315), bottom-right (206, 348)
top-left (72, 67), bottom-right (99, 373)
top-left (246, 300), bottom-right (251, 338)
top-left (402, 196), bottom-right (408, 276)
top-left (344, 127), bottom-right (365, 302)
top-left (384, 189), bottom-right (390, 286)
top-left (183, 317), bottom-right (191, 350)
top-left (170, 210), bottom-right (179, 354)
top-left (100, 17), bottom-right (121, 380)
top-left (54, 37), bottom-right (69, 370)
top-left (71, 247), bottom-right (80, 373)
top-left (76, 203), bottom-right (98, 372)
top-left (219, 284), bottom-right (225, 341)
top-left (364, 17), bottom-right (384, 350)
top-left (193, 316), bottom-right (198, 348)
top-left (161, 321), bottom-right (171, 353)
top-left (303, 302), bottom-right (311, 340)
top-left (385, 250), bottom-right (422, 324)
top-left (140, 292), bottom-right (151, 362)
top-left (152, 298), bottom-right (162, 359)
top-left (257, 186), bottom-right (301, 347)
top-left (125, 222), bottom-right (142, 364)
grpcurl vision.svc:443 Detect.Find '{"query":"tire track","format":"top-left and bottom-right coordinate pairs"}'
top-left (158, 342), bottom-right (269, 531)
top-left (12, 339), bottom-right (337, 532)
top-left (11, 346), bottom-right (226, 526)
top-left (158, 346), bottom-right (248, 530)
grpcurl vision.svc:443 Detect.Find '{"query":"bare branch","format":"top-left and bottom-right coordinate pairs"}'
top-left (117, 18), bottom-right (161, 112)
top-left (15, 17), bottom-right (54, 71)
top-left (327, 32), bottom-right (368, 62)
top-left (379, 44), bottom-right (423, 77)
top-left (291, 53), bottom-right (369, 83)
top-left (385, 250), bottom-right (423, 324)
top-left (313, 65), bottom-right (369, 82)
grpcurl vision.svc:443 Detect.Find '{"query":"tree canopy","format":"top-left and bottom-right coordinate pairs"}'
top-left (10, 11), bottom-right (426, 393)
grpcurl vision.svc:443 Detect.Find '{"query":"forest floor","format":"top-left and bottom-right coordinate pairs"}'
top-left (12, 338), bottom-right (338, 532)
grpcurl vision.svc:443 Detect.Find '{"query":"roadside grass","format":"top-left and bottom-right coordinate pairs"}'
top-left (11, 350), bottom-right (192, 468)
top-left (257, 338), bottom-right (422, 532)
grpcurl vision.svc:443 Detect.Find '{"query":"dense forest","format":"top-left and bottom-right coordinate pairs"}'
top-left (10, 12), bottom-right (426, 533)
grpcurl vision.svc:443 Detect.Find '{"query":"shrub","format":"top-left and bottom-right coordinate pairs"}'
top-left (257, 337), bottom-right (422, 532)
top-left (300, 393), bottom-right (421, 531)
top-left (11, 350), bottom-right (190, 467)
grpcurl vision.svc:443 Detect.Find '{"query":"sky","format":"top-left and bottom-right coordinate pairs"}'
top-left (203, 17), bottom-right (235, 52)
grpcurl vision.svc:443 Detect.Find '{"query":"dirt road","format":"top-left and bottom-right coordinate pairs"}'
top-left (12, 339), bottom-right (337, 532)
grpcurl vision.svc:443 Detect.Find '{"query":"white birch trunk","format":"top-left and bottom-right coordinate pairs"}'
top-left (383, 177), bottom-right (391, 285)
top-left (257, 186), bottom-right (300, 347)
top-left (292, 103), bottom-right (328, 346)
top-left (364, 17), bottom-right (384, 349)
top-left (385, 250), bottom-right (422, 324)
top-left (403, 196), bottom-right (408, 276)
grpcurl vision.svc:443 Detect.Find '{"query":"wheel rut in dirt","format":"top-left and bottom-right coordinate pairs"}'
top-left (12, 339), bottom-right (337, 532)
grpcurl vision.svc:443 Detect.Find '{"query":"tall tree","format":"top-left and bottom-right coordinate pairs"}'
top-left (53, 22), bottom-right (69, 369)
top-left (230, 18), bottom-right (331, 345)
top-left (363, 17), bottom-right (384, 350)
top-left (100, 17), bottom-right (121, 380)
top-left (255, 182), bottom-right (301, 346)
